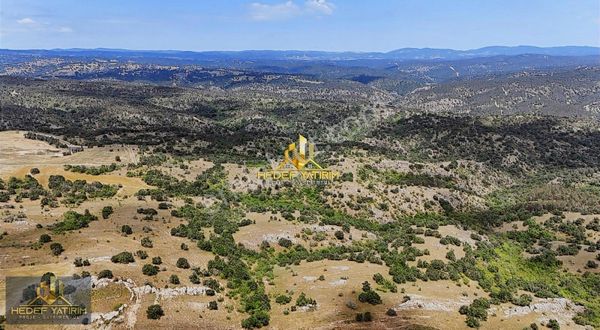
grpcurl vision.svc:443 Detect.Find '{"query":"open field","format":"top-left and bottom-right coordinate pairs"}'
top-left (1, 130), bottom-right (600, 329)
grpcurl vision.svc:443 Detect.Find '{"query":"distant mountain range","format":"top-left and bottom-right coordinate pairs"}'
top-left (1, 45), bottom-right (598, 62)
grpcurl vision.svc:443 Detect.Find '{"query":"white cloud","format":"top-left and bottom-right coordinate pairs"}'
top-left (250, 1), bottom-right (300, 21)
top-left (58, 26), bottom-right (73, 33)
top-left (305, 0), bottom-right (335, 15)
top-left (249, 0), bottom-right (334, 21)
top-left (17, 17), bottom-right (36, 25)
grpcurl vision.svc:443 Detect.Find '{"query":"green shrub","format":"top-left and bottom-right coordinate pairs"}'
top-left (295, 292), bottom-right (316, 307)
top-left (136, 250), bottom-right (148, 259)
top-left (98, 269), bottom-right (113, 279)
top-left (341, 172), bottom-right (353, 182)
top-left (169, 274), bottom-right (180, 284)
top-left (64, 164), bottom-right (119, 176)
top-left (355, 311), bottom-right (373, 322)
top-left (142, 264), bottom-right (159, 276)
top-left (102, 206), bottom-right (114, 219)
top-left (146, 304), bottom-right (164, 319)
top-left (176, 257), bottom-right (190, 269)
top-left (111, 252), bottom-right (135, 264)
top-left (121, 225), bottom-right (133, 235)
top-left (373, 273), bottom-right (397, 292)
top-left (141, 237), bottom-right (153, 248)
top-left (358, 281), bottom-right (382, 305)
top-left (275, 294), bottom-right (292, 305)
top-left (53, 210), bottom-right (98, 233)
top-left (0, 191), bottom-right (10, 203)
top-left (203, 278), bottom-right (221, 292)
top-left (73, 257), bottom-right (90, 267)
top-left (460, 298), bottom-right (490, 327)
top-left (241, 310), bottom-right (269, 329)
top-left (278, 238), bottom-right (293, 248)
top-left (512, 294), bottom-right (533, 307)
top-left (440, 235), bottom-right (462, 246)
top-left (446, 250), bottom-right (456, 261)
top-left (39, 234), bottom-right (52, 243)
top-left (358, 290), bottom-right (382, 305)
top-left (74, 257), bottom-right (84, 267)
top-left (50, 242), bottom-right (64, 256)
top-left (556, 244), bottom-right (579, 256)
top-left (382, 170), bottom-right (454, 188)
top-left (189, 273), bottom-right (201, 284)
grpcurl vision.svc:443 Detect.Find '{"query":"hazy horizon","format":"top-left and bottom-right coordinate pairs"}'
top-left (0, 45), bottom-right (600, 53)
top-left (2, 45), bottom-right (599, 53)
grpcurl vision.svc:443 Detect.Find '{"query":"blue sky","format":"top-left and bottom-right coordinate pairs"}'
top-left (0, 0), bottom-right (598, 51)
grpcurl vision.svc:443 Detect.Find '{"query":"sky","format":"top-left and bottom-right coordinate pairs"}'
top-left (0, 0), bottom-right (599, 51)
